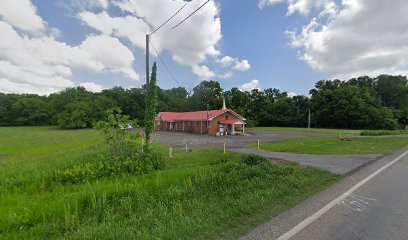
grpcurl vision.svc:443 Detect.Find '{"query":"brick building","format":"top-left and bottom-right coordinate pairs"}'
top-left (154, 108), bottom-right (246, 136)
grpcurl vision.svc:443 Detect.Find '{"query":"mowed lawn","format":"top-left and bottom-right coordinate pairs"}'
top-left (250, 127), bottom-right (362, 135)
top-left (252, 137), bottom-right (408, 154)
top-left (0, 127), bottom-right (340, 239)
top-left (250, 127), bottom-right (408, 136)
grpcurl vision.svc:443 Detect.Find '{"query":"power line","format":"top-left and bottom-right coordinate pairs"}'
top-left (150, 3), bottom-right (188, 35)
top-left (172, 0), bottom-right (210, 30)
top-left (149, 39), bottom-right (183, 88)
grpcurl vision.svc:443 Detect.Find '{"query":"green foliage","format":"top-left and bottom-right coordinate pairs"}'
top-left (144, 62), bottom-right (159, 145)
top-left (1, 74), bottom-right (407, 130)
top-left (52, 154), bottom-right (160, 185)
top-left (96, 109), bottom-right (140, 159)
top-left (63, 109), bottom-right (165, 185)
top-left (189, 80), bottom-right (223, 110)
top-left (241, 154), bottom-right (268, 166)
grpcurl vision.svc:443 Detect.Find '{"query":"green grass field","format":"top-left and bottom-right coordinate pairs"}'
top-left (250, 127), bottom-right (362, 135)
top-left (0, 127), bottom-right (341, 239)
top-left (252, 137), bottom-right (408, 154)
top-left (250, 127), bottom-right (408, 136)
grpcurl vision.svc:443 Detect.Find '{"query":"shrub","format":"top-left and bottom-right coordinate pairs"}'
top-left (241, 154), bottom-right (268, 166)
top-left (49, 110), bottom-right (166, 185)
top-left (52, 151), bottom-right (165, 185)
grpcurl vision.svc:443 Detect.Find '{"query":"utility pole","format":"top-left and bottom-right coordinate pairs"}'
top-left (308, 109), bottom-right (311, 132)
top-left (145, 34), bottom-right (150, 88)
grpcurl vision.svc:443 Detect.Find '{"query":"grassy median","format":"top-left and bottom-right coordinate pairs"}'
top-left (252, 136), bottom-right (408, 154)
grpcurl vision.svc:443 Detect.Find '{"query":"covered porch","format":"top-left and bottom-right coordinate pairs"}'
top-left (219, 119), bottom-right (245, 135)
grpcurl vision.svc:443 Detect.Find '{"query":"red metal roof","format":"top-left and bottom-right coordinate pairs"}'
top-left (155, 109), bottom-right (245, 122)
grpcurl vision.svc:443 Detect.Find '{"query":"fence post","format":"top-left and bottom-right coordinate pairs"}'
top-left (169, 148), bottom-right (173, 158)
top-left (257, 140), bottom-right (260, 150)
top-left (141, 139), bottom-right (144, 153)
top-left (224, 143), bottom-right (226, 154)
top-left (186, 144), bottom-right (188, 152)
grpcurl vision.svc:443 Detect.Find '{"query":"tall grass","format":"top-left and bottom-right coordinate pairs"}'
top-left (0, 127), bottom-right (340, 239)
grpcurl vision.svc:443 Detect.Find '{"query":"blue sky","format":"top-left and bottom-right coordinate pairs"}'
top-left (0, 0), bottom-right (407, 95)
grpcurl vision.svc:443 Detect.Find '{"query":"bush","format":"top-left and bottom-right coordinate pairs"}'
top-left (143, 148), bottom-right (165, 170)
top-left (49, 110), bottom-right (167, 185)
top-left (241, 154), bottom-right (268, 166)
top-left (52, 150), bottom-right (165, 185)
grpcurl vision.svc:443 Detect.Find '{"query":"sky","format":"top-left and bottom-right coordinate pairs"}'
top-left (0, 0), bottom-right (407, 96)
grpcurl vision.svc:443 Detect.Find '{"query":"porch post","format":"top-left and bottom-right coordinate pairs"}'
top-left (200, 121), bottom-right (203, 134)
top-left (232, 124), bottom-right (235, 135)
top-left (242, 124), bottom-right (245, 133)
top-left (183, 121), bottom-right (185, 131)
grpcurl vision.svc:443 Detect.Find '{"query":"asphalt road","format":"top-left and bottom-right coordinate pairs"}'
top-left (242, 145), bottom-right (408, 240)
top-left (291, 148), bottom-right (408, 240)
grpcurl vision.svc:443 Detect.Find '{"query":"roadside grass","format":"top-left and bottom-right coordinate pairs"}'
top-left (250, 127), bottom-right (408, 136)
top-left (360, 130), bottom-right (408, 136)
top-left (0, 127), bottom-right (341, 239)
top-left (249, 127), bottom-right (362, 135)
top-left (252, 136), bottom-right (408, 155)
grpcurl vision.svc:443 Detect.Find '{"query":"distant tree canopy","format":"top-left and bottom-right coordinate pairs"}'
top-left (0, 75), bottom-right (407, 130)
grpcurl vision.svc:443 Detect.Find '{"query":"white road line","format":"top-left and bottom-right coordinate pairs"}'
top-left (276, 149), bottom-right (408, 240)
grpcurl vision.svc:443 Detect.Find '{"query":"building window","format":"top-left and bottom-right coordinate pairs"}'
top-left (226, 115), bottom-right (229, 120)
top-left (197, 121), bottom-right (199, 126)
top-left (156, 121), bottom-right (161, 125)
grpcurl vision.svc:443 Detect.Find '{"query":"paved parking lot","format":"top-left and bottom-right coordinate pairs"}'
top-left (151, 130), bottom-right (314, 149)
top-left (151, 130), bottom-right (382, 175)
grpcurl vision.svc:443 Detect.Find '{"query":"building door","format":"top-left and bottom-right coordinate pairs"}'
top-left (219, 124), bottom-right (224, 133)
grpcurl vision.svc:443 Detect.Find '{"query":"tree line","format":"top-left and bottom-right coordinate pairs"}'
top-left (0, 75), bottom-right (407, 130)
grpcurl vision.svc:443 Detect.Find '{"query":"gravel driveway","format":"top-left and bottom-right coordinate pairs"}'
top-left (151, 130), bottom-right (320, 149)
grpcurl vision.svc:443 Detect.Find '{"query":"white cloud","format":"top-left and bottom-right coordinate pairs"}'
top-left (95, 0), bottom-right (109, 9)
top-left (218, 71), bottom-right (233, 79)
top-left (218, 56), bottom-right (235, 67)
top-left (0, 61), bottom-right (74, 95)
top-left (259, 0), bottom-right (335, 16)
top-left (285, 0), bottom-right (408, 79)
top-left (80, 82), bottom-right (105, 92)
top-left (192, 65), bottom-right (216, 80)
top-left (68, 0), bottom-right (109, 10)
top-left (111, 0), bottom-right (221, 66)
top-left (0, 18), bottom-right (138, 95)
top-left (239, 80), bottom-right (261, 92)
top-left (78, 11), bottom-right (149, 49)
top-left (233, 59), bottom-right (251, 72)
top-left (217, 56), bottom-right (252, 72)
top-left (287, 92), bottom-right (297, 97)
top-left (0, 0), bottom-right (45, 34)
top-left (74, 35), bottom-right (139, 80)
